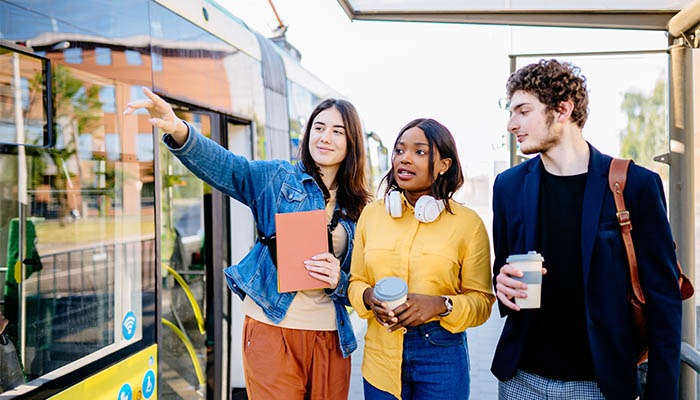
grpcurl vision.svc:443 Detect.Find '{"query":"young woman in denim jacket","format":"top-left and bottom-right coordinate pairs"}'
top-left (126, 88), bottom-right (371, 399)
top-left (348, 119), bottom-right (495, 400)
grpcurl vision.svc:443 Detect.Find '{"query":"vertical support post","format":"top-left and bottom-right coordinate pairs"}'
top-left (669, 43), bottom-right (697, 400)
top-left (509, 55), bottom-right (518, 167)
top-left (12, 53), bottom-right (28, 364)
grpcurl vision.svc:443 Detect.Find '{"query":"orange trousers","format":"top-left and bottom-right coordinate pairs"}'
top-left (242, 316), bottom-right (351, 400)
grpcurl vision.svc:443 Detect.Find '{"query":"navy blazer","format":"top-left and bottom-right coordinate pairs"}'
top-left (490, 144), bottom-right (682, 400)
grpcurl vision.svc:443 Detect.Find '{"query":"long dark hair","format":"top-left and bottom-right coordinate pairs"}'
top-left (380, 118), bottom-right (463, 214)
top-left (299, 98), bottom-right (371, 221)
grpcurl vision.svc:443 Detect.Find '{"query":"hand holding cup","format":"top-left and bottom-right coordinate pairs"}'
top-left (496, 251), bottom-right (545, 311)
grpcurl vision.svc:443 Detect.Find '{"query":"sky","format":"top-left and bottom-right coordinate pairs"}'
top-left (221, 0), bottom-right (669, 188)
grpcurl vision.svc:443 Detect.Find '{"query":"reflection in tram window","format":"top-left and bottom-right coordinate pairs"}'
top-left (95, 48), bottom-right (112, 66)
top-left (99, 86), bottom-right (116, 113)
top-left (63, 48), bottom-right (82, 64)
top-left (0, 51), bottom-right (48, 146)
top-left (0, 55), bottom-right (156, 387)
top-left (129, 86), bottom-right (149, 114)
top-left (287, 81), bottom-right (321, 163)
top-left (125, 50), bottom-right (143, 66)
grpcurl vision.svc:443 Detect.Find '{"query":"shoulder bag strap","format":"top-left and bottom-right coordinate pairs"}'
top-left (608, 158), bottom-right (646, 305)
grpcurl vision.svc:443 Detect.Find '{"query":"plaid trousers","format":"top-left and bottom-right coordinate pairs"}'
top-left (499, 370), bottom-right (606, 400)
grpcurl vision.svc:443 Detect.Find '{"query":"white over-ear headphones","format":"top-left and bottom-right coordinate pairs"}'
top-left (385, 191), bottom-right (445, 223)
top-left (385, 191), bottom-right (403, 218)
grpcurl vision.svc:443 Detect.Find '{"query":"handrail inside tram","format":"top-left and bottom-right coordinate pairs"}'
top-left (162, 318), bottom-right (206, 391)
top-left (165, 264), bottom-right (206, 335)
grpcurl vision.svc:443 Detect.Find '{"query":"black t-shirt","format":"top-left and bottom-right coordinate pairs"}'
top-left (519, 165), bottom-right (595, 380)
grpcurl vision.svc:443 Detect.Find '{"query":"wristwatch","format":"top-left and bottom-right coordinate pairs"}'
top-left (439, 295), bottom-right (453, 317)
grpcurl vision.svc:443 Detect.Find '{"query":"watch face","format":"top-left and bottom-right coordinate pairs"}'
top-left (441, 296), bottom-right (452, 316)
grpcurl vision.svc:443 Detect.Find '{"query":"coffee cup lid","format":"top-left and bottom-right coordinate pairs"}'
top-left (506, 251), bottom-right (544, 263)
top-left (374, 277), bottom-right (408, 302)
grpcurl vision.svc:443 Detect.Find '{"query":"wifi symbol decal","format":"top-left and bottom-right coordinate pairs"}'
top-left (122, 311), bottom-right (137, 340)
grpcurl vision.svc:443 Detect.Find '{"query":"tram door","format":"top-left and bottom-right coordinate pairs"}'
top-left (159, 108), bottom-right (243, 399)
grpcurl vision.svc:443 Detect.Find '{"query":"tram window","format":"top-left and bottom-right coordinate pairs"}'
top-left (1, 62), bottom-right (156, 388)
top-left (0, 43), bottom-right (53, 147)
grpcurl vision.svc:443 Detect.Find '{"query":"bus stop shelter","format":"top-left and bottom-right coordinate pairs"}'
top-left (332, 1), bottom-right (700, 398)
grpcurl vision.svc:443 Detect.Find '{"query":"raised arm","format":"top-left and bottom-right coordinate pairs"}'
top-left (124, 87), bottom-right (284, 217)
top-left (124, 87), bottom-right (189, 145)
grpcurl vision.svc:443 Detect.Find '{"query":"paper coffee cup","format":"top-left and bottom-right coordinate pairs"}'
top-left (374, 277), bottom-right (408, 311)
top-left (506, 251), bottom-right (544, 309)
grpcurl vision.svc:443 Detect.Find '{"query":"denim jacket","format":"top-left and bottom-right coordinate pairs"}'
top-left (164, 123), bottom-right (357, 357)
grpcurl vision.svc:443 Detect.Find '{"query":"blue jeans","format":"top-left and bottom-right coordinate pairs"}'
top-left (364, 322), bottom-right (470, 400)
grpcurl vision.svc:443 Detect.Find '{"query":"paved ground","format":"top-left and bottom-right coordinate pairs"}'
top-left (348, 307), bottom-right (504, 399)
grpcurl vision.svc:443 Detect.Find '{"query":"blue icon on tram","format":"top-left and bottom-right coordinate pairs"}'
top-left (142, 369), bottom-right (156, 398)
top-left (118, 383), bottom-right (132, 400)
top-left (122, 311), bottom-right (137, 340)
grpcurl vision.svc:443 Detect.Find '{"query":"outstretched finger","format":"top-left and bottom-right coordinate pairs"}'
top-left (141, 87), bottom-right (170, 108)
top-left (123, 99), bottom-right (154, 115)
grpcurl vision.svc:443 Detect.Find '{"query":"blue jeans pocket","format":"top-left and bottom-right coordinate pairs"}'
top-left (423, 323), bottom-right (465, 347)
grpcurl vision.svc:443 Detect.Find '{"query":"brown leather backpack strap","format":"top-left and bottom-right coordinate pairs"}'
top-left (609, 158), bottom-right (646, 305)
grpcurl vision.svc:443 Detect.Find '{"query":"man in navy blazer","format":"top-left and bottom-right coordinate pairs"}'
top-left (491, 59), bottom-right (682, 400)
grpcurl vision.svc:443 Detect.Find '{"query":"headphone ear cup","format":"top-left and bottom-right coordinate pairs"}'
top-left (414, 196), bottom-right (445, 223)
top-left (385, 191), bottom-right (403, 218)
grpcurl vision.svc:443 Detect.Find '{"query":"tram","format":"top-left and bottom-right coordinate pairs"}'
top-left (0, 0), bottom-right (387, 398)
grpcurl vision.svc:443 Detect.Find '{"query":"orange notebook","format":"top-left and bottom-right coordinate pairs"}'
top-left (275, 210), bottom-right (330, 293)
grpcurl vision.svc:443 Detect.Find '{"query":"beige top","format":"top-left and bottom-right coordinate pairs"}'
top-left (243, 188), bottom-right (347, 330)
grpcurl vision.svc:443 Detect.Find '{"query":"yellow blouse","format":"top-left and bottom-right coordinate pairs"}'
top-left (348, 196), bottom-right (495, 399)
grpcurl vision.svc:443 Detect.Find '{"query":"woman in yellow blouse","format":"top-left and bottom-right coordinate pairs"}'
top-left (349, 118), bottom-right (495, 400)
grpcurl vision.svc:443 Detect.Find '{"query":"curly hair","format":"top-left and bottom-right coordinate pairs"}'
top-left (506, 59), bottom-right (589, 128)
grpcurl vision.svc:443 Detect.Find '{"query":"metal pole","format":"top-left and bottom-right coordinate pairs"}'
top-left (12, 53), bottom-right (28, 364)
top-left (668, 42), bottom-right (697, 400)
top-left (509, 55), bottom-right (517, 167)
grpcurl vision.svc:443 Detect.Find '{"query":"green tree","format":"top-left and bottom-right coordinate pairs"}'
top-left (619, 79), bottom-right (667, 178)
